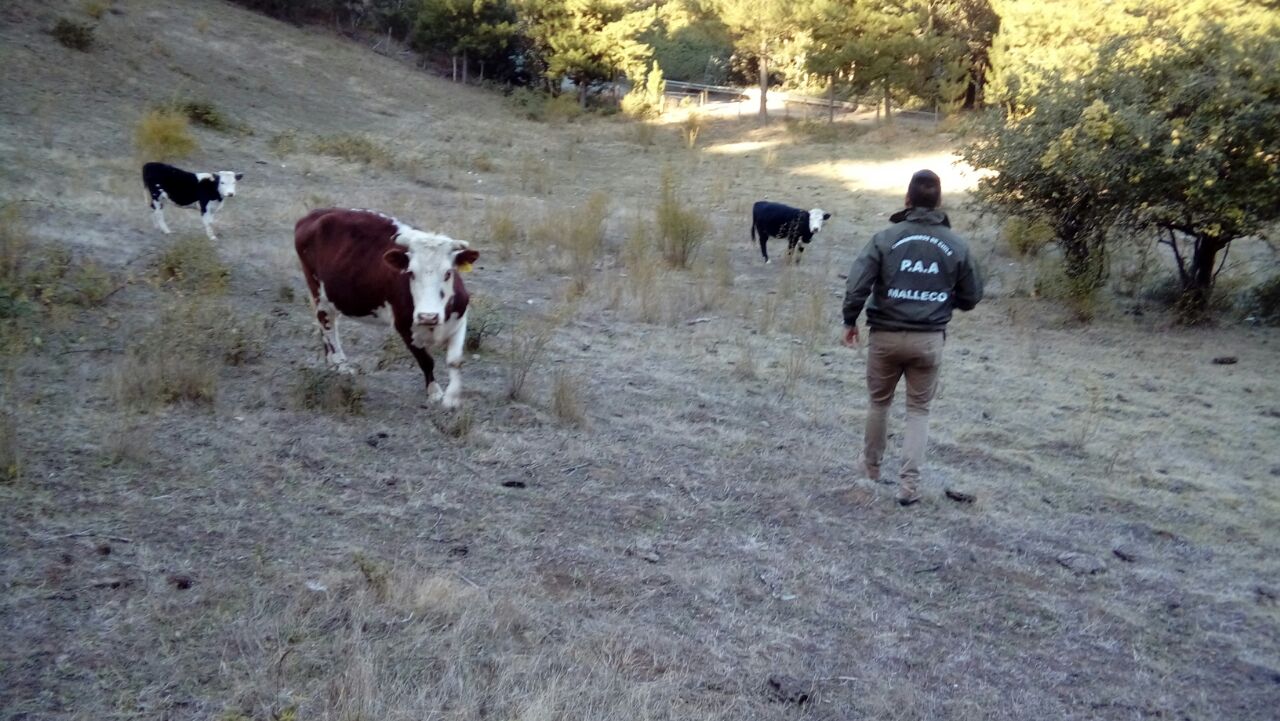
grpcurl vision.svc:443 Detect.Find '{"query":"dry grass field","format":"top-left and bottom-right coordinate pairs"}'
top-left (2, 1), bottom-right (1279, 719)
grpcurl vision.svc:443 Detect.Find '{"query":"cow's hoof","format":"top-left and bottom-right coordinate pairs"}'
top-left (764, 259), bottom-right (771, 265)
top-left (441, 395), bottom-right (461, 410)
top-left (332, 362), bottom-right (358, 375)
top-left (427, 382), bottom-right (444, 402)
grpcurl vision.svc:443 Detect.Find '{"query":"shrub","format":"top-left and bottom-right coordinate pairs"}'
top-left (1001, 216), bottom-right (1053, 258)
top-left (1248, 274), bottom-right (1280, 326)
top-left (0, 410), bottom-right (18, 482)
top-left (486, 201), bottom-right (522, 260)
top-left (156, 234), bottom-right (229, 294)
top-left (550, 369), bottom-right (585, 426)
top-left (268, 130), bottom-right (300, 156)
top-left (681, 111), bottom-right (704, 149)
top-left (504, 314), bottom-right (559, 401)
top-left (784, 119), bottom-right (864, 144)
top-left (310, 134), bottom-right (394, 167)
top-left (565, 192), bottom-right (609, 296)
top-left (621, 64), bottom-right (665, 120)
top-left (110, 297), bottom-right (264, 408)
top-left (111, 350), bottom-right (217, 408)
top-left (166, 100), bottom-right (238, 133)
top-left (82, 2), bottom-right (108, 19)
top-left (517, 153), bottom-right (551, 195)
top-left (52, 19), bottom-right (94, 51)
top-left (655, 168), bottom-right (709, 268)
top-left (464, 296), bottom-right (505, 352)
top-left (135, 109), bottom-right (197, 160)
top-left (291, 368), bottom-right (366, 415)
top-left (1036, 256), bottom-right (1101, 323)
top-left (506, 87), bottom-right (550, 120)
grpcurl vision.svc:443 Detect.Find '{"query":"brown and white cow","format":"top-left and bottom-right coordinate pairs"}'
top-left (294, 208), bottom-right (480, 409)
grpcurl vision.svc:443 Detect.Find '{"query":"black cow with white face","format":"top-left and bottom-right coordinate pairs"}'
top-left (142, 162), bottom-right (242, 240)
top-left (751, 201), bottom-right (832, 264)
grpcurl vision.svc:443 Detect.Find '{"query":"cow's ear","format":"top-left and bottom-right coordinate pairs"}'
top-left (453, 248), bottom-right (480, 271)
top-left (823, 212), bottom-right (832, 220)
top-left (383, 248), bottom-right (410, 272)
top-left (235, 173), bottom-right (244, 181)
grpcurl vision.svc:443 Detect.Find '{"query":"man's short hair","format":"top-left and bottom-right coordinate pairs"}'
top-left (907, 169), bottom-right (942, 208)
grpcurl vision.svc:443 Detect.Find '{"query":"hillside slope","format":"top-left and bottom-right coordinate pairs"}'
top-left (1, 1), bottom-right (1278, 720)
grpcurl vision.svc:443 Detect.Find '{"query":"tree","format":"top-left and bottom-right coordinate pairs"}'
top-left (964, 19), bottom-right (1280, 321)
top-left (718, 0), bottom-right (797, 119)
top-left (804, 0), bottom-right (924, 122)
top-left (412, 0), bottom-right (519, 83)
top-left (517, 0), bottom-right (656, 106)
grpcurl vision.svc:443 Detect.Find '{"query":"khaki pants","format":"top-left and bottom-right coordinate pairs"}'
top-left (864, 330), bottom-right (945, 491)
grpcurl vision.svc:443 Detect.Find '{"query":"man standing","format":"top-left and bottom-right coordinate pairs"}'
top-left (841, 170), bottom-right (983, 505)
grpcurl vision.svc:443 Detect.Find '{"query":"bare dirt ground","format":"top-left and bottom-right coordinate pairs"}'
top-left (2, 1), bottom-right (1279, 719)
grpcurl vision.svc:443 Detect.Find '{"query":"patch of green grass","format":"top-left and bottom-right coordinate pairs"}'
top-left (0, 410), bottom-right (19, 483)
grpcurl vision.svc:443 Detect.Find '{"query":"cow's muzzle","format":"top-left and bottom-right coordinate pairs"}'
top-left (416, 312), bottom-right (440, 326)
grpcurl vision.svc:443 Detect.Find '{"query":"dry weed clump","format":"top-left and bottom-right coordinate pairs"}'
top-left (134, 109), bottom-right (197, 160)
top-left (0, 409), bottom-right (19, 482)
top-left (291, 367), bottom-right (366, 415)
top-left (310, 134), bottom-right (394, 168)
top-left (517, 152), bottom-right (551, 195)
top-left (161, 99), bottom-right (243, 134)
top-left (504, 313), bottom-right (561, 401)
top-left (111, 349), bottom-right (218, 408)
top-left (486, 200), bottom-right (523, 260)
top-left (564, 192), bottom-right (609, 296)
top-left (781, 346), bottom-right (810, 395)
top-left (464, 296), bottom-right (505, 352)
top-left (156, 234), bottom-right (229, 294)
top-left (111, 298), bottom-right (265, 408)
top-left (733, 339), bottom-right (758, 380)
top-left (656, 169), bottom-right (709, 269)
top-left (82, 1), bottom-right (108, 19)
top-left (52, 18), bottom-right (94, 51)
top-left (551, 368), bottom-right (586, 425)
top-left (681, 111), bottom-right (704, 148)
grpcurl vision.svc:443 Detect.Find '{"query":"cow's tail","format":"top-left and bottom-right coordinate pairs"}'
top-left (749, 218), bottom-right (757, 243)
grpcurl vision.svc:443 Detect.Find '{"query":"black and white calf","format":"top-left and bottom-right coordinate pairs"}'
top-left (750, 201), bottom-right (832, 264)
top-left (142, 162), bottom-right (242, 240)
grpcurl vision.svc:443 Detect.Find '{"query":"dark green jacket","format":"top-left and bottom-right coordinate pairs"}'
top-left (842, 208), bottom-right (983, 331)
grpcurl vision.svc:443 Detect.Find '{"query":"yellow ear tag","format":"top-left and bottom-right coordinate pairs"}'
top-left (457, 262), bottom-right (473, 273)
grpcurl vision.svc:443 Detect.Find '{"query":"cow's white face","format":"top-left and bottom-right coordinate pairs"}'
top-left (383, 229), bottom-right (478, 330)
top-left (217, 171), bottom-right (242, 198)
top-left (809, 208), bottom-right (832, 234)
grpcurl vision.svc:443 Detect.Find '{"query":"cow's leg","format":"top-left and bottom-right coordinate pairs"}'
top-left (315, 284), bottom-right (353, 373)
top-left (200, 201), bottom-right (218, 241)
top-left (759, 232), bottom-right (771, 264)
top-left (150, 191), bottom-right (172, 234)
top-left (794, 241), bottom-right (807, 265)
top-left (401, 330), bottom-right (440, 401)
top-left (785, 237), bottom-right (799, 263)
top-left (440, 316), bottom-right (468, 409)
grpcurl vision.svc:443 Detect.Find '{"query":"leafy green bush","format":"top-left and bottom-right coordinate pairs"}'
top-left (464, 296), bottom-right (506, 352)
top-left (1001, 216), bottom-right (1053, 258)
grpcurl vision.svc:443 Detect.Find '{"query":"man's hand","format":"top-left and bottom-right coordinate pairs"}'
top-left (842, 325), bottom-right (860, 348)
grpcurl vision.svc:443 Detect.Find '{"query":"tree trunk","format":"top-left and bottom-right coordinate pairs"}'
top-left (1177, 234), bottom-right (1225, 322)
top-left (579, 80), bottom-right (588, 109)
top-left (828, 77), bottom-right (835, 123)
top-left (758, 53), bottom-right (768, 119)
top-left (452, 55), bottom-right (458, 83)
top-left (883, 80), bottom-right (892, 124)
top-left (462, 51), bottom-right (469, 85)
